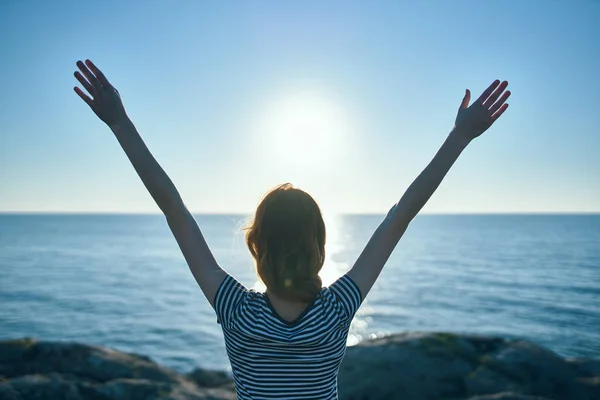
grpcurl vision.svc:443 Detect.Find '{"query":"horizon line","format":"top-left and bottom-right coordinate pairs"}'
top-left (1, 211), bottom-right (599, 216)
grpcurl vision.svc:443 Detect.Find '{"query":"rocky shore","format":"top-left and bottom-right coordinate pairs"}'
top-left (1, 333), bottom-right (598, 400)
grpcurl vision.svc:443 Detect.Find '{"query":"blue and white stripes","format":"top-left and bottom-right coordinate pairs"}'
top-left (213, 273), bottom-right (363, 400)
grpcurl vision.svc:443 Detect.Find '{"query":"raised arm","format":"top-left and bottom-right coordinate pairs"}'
top-left (73, 59), bottom-right (227, 306)
top-left (348, 80), bottom-right (511, 298)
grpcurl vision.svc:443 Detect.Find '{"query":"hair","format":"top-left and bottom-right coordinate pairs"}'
top-left (244, 183), bottom-right (326, 303)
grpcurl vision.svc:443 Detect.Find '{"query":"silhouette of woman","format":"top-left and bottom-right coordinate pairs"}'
top-left (74, 59), bottom-right (510, 399)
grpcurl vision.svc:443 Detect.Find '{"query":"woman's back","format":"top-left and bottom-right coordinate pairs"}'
top-left (215, 274), bottom-right (363, 400)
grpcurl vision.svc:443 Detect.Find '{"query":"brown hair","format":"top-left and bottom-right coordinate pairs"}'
top-left (244, 183), bottom-right (326, 303)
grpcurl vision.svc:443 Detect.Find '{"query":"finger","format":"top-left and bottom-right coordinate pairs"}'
top-left (85, 59), bottom-right (111, 88)
top-left (483, 81), bottom-right (508, 109)
top-left (77, 60), bottom-right (102, 92)
top-left (491, 103), bottom-right (509, 121)
top-left (74, 71), bottom-right (95, 97)
top-left (74, 86), bottom-right (94, 108)
top-left (459, 89), bottom-right (471, 110)
top-left (489, 90), bottom-right (511, 115)
top-left (475, 80), bottom-right (500, 104)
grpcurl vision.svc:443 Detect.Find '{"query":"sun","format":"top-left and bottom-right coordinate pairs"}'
top-left (256, 89), bottom-right (351, 167)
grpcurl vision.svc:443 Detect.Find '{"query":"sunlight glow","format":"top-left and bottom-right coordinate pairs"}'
top-left (247, 88), bottom-right (357, 292)
top-left (320, 212), bottom-right (350, 286)
top-left (256, 89), bottom-right (351, 168)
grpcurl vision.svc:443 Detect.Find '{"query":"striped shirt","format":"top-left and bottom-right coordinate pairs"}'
top-left (214, 273), bottom-right (363, 400)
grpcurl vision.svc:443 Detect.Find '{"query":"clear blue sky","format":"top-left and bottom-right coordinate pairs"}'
top-left (1, 0), bottom-right (598, 214)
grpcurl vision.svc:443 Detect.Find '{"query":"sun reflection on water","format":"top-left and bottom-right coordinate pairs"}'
top-left (322, 212), bottom-right (376, 346)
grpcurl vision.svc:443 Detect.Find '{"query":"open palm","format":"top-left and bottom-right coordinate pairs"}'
top-left (455, 80), bottom-right (511, 141)
top-left (73, 59), bottom-right (127, 128)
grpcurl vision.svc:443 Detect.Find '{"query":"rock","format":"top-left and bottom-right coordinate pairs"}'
top-left (338, 332), bottom-right (600, 400)
top-left (467, 393), bottom-right (551, 400)
top-left (0, 337), bottom-right (179, 383)
top-left (338, 332), bottom-right (474, 400)
top-left (578, 376), bottom-right (600, 400)
top-left (0, 338), bottom-right (235, 400)
top-left (567, 357), bottom-right (600, 377)
top-left (1, 333), bottom-right (598, 400)
top-left (186, 368), bottom-right (232, 388)
top-left (3, 374), bottom-right (84, 400)
top-left (466, 366), bottom-right (521, 396)
top-left (0, 386), bottom-right (20, 400)
top-left (484, 340), bottom-right (589, 399)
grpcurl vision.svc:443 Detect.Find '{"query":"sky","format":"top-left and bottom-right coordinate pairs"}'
top-left (1, 0), bottom-right (599, 214)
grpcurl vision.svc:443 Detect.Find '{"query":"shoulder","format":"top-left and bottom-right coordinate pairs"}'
top-left (214, 275), bottom-right (254, 326)
top-left (323, 274), bottom-right (363, 322)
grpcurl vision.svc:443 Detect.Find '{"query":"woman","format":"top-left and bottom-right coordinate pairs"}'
top-left (73, 59), bottom-right (510, 399)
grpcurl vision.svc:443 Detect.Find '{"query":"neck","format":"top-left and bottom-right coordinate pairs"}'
top-left (265, 289), bottom-right (308, 306)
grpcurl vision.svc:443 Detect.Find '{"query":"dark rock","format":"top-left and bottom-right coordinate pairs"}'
top-left (567, 357), bottom-right (600, 377)
top-left (0, 338), bottom-right (179, 383)
top-left (0, 384), bottom-right (22, 400)
top-left (0, 339), bottom-right (235, 400)
top-left (4, 374), bottom-right (84, 400)
top-left (467, 393), bottom-right (551, 400)
top-left (484, 340), bottom-right (589, 399)
top-left (338, 332), bottom-right (475, 400)
top-left (186, 368), bottom-right (232, 388)
top-left (466, 366), bottom-right (521, 396)
top-left (338, 332), bottom-right (600, 400)
top-left (578, 376), bottom-right (600, 400)
top-left (1, 334), bottom-right (598, 400)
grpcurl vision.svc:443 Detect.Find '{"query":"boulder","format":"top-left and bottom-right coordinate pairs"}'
top-left (338, 332), bottom-right (599, 400)
top-left (186, 368), bottom-right (232, 388)
top-left (566, 358), bottom-right (600, 377)
top-left (0, 338), bottom-right (235, 400)
top-left (467, 393), bottom-right (551, 400)
top-left (1, 333), bottom-right (598, 400)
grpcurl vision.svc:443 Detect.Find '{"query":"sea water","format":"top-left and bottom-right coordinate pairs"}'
top-left (1, 214), bottom-right (598, 372)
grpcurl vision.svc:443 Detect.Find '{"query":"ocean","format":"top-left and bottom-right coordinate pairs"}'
top-left (1, 214), bottom-right (599, 373)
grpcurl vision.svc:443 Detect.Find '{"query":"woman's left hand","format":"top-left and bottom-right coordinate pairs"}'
top-left (73, 59), bottom-right (128, 128)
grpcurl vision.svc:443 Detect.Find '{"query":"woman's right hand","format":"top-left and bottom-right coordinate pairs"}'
top-left (73, 59), bottom-right (128, 128)
top-left (453, 80), bottom-right (511, 142)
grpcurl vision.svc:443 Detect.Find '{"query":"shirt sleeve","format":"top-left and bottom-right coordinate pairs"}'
top-left (214, 274), bottom-right (248, 326)
top-left (328, 274), bottom-right (363, 322)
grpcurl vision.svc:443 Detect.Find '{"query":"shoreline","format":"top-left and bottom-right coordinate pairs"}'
top-left (1, 332), bottom-right (598, 400)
